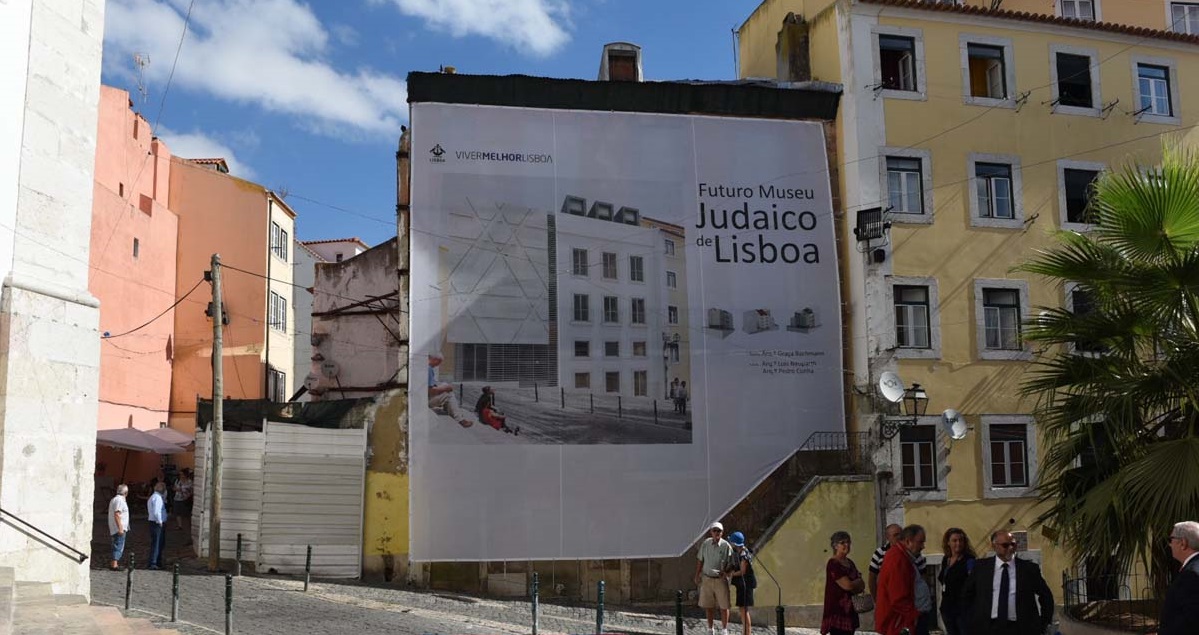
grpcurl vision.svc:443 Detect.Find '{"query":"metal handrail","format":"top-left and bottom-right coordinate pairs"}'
top-left (0, 506), bottom-right (88, 563)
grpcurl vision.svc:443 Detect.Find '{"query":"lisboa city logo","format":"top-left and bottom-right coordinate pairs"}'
top-left (429, 144), bottom-right (446, 163)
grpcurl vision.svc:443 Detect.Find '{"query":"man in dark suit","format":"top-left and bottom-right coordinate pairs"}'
top-left (1154, 521), bottom-right (1199, 635)
top-left (961, 530), bottom-right (1054, 635)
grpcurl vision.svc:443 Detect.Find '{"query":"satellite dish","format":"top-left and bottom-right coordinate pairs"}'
top-left (320, 360), bottom-right (340, 378)
top-left (943, 408), bottom-right (968, 440)
top-left (879, 371), bottom-right (905, 403)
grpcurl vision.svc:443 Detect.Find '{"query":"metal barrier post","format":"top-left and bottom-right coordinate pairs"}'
top-left (617, 396), bottom-right (622, 418)
top-left (590, 393), bottom-right (594, 413)
top-left (654, 400), bottom-right (658, 424)
top-left (459, 383), bottom-right (464, 402)
top-left (124, 552), bottom-right (133, 612)
top-left (534, 383), bottom-right (539, 402)
top-left (225, 574), bottom-right (233, 635)
top-left (304, 545), bottom-right (312, 591)
top-left (235, 533), bottom-right (243, 577)
top-left (531, 572), bottom-right (540, 635)
top-left (675, 590), bottom-right (683, 635)
top-left (596, 580), bottom-right (605, 634)
top-left (776, 605), bottom-right (785, 635)
top-left (171, 564), bottom-right (180, 622)
top-left (560, 387), bottom-right (565, 409)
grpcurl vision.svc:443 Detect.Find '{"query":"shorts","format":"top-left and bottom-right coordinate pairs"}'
top-left (111, 533), bottom-right (126, 562)
top-left (734, 583), bottom-right (754, 607)
top-left (698, 576), bottom-right (730, 610)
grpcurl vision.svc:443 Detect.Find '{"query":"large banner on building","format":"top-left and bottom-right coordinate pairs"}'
top-left (408, 103), bottom-right (843, 561)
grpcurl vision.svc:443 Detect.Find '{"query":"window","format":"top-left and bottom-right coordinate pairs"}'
top-left (633, 370), bottom-right (648, 397)
top-left (664, 239), bottom-right (676, 256)
top-left (574, 341), bottom-right (590, 357)
top-left (575, 373), bottom-right (590, 389)
top-left (666, 271), bottom-right (677, 289)
top-left (894, 285), bottom-right (930, 349)
top-left (1059, 0), bottom-right (1095, 20)
top-left (976, 162), bottom-right (1014, 219)
top-left (668, 346), bottom-right (680, 364)
top-left (573, 294), bottom-right (590, 322)
top-left (900, 426), bottom-right (937, 490)
top-left (1069, 286), bottom-right (1106, 354)
top-left (270, 222), bottom-right (289, 261)
top-left (629, 255), bottom-right (644, 282)
top-left (605, 371), bottom-right (620, 393)
top-left (668, 306), bottom-right (679, 325)
top-left (267, 367), bottom-right (287, 403)
top-left (1055, 52), bottom-right (1093, 108)
top-left (1171, 2), bottom-right (1199, 34)
top-left (602, 252), bottom-right (617, 279)
top-left (132, 238), bottom-right (140, 259)
top-left (572, 248), bottom-right (589, 276)
top-left (604, 341), bottom-right (619, 357)
top-left (335, 253), bottom-right (344, 262)
top-left (631, 298), bottom-right (646, 325)
top-left (983, 288), bottom-right (1021, 350)
top-left (269, 291), bottom-right (287, 332)
top-left (632, 341), bottom-right (646, 357)
top-left (1138, 64), bottom-right (1172, 116)
top-left (967, 43), bottom-right (1007, 99)
top-left (603, 296), bottom-right (619, 323)
top-left (879, 34), bottom-right (917, 91)
top-left (1063, 168), bottom-right (1101, 225)
top-left (887, 157), bottom-right (924, 214)
top-left (990, 424), bottom-right (1029, 487)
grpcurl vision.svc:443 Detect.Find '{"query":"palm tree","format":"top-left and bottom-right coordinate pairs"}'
top-left (1018, 143), bottom-right (1199, 598)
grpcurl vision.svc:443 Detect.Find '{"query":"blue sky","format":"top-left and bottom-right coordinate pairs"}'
top-left (101, 0), bottom-right (764, 247)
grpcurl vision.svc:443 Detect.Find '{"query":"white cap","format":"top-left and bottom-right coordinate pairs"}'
top-left (709, 521), bottom-right (724, 532)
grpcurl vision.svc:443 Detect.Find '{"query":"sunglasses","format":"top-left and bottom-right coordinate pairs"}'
top-left (711, 529), bottom-right (723, 533)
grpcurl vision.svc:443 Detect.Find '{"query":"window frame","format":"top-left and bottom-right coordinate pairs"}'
top-left (267, 366), bottom-right (287, 403)
top-left (631, 297), bottom-right (646, 325)
top-left (629, 255), bottom-right (644, 283)
top-left (601, 252), bottom-right (618, 280)
top-left (574, 340), bottom-right (590, 358)
top-left (968, 153), bottom-right (1025, 229)
top-left (1049, 45), bottom-right (1102, 117)
top-left (1057, 0), bottom-right (1099, 21)
top-left (980, 415), bottom-right (1039, 499)
top-left (602, 295), bottom-right (620, 324)
top-left (667, 305), bottom-right (679, 325)
top-left (1065, 281), bottom-right (1107, 356)
top-left (899, 424), bottom-right (938, 491)
top-left (879, 148), bottom-right (934, 224)
top-left (572, 293), bottom-right (590, 323)
top-left (1131, 56), bottom-right (1181, 125)
top-left (871, 25), bottom-right (927, 101)
top-left (959, 34), bottom-right (1017, 108)
top-left (666, 271), bottom-right (677, 289)
top-left (574, 372), bottom-right (591, 389)
top-left (604, 341), bottom-right (620, 358)
top-left (664, 238), bottom-right (676, 256)
top-left (572, 248), bottom-right (589, 276)
top-left (270, 222), bottom-right (289, 262)
top-left (268, 290), bottom-right (288, 332)
top-left (1169, 2), bottom-right (1199, 35)
top-left (886, 416), bottom-right (948, 501)
top-left (1057, 160), bottom-right (1105, 231)
top-left (633, 370), bottom-right (648, 397)
top-left (605, 371), bottom-right (620, 394)
top-left (632, 341), bottom-right (647, 357)
top-left (890, 277), bottom-right (942, 360)
top-left (974, 278), bottom-right (1032, 361)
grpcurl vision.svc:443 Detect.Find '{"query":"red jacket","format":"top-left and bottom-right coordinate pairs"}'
top-left (875, 545), bottom-right (920, 635)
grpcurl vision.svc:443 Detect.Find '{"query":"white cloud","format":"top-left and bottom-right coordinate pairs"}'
top-left (157, 126), bottom-right (257, 180)
top-left (104, 0), bottom-right (407, 136)
top-left (382, 0), bottom-right (571, 57)
top-left (331, 23), bottom-right (359, 47)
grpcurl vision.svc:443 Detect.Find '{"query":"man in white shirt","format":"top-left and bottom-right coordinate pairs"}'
top-left (694, 521), bottom-right (734, 635)
top-left (146, 481), bottom-right (168, 570)
top-left (962, 530), bottom-right (1053, 635)
top-left (107, 484), bottom-right (130, 571)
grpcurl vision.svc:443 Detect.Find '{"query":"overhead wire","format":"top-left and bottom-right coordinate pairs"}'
top-left (101, 278), bottom-right (204, 339)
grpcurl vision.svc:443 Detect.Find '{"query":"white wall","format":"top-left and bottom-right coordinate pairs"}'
top-left (0, 0), bottom-right (105, 597)
top-left (292, 241), bottom-right (322, 399)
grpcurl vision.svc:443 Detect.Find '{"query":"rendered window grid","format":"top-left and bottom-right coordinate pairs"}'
top-left (603, 296), bottom-right (620, 323)
top-left (602, 252), bottom-right (618, 280)
top-left (631, 298), bottom-right (646, 324)
top-left (572, 248), bottom-right (589, 276)
top-left (668, 306), bottom-right (679, 325)
top-left (605, 371), bottom-right (620, 393)
top-left (632, 341), bottom-right (647, 357)
top-left (633, 370), bottom-right (648, 397)
top-left (666, 271), bottom-right (677, 289)
top-left (574, 340), bottom-right (589, 357)
top-left (573, 294), bottom-right (590, 322)
top-left (629, 255), bottom-right (644, 282)
top-left (574, 373), bottom-right (590, 389)
top-left (664, 238), bottom-right (676, 256)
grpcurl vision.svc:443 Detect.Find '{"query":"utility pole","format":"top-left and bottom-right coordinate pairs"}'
top-left (208, 253), bottom-right (224, 571)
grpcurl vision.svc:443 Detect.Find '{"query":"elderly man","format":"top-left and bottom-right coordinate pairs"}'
top-left (870, 522), bottom-right (927, 598)
top-left (877, 524), bottom-right (930, 635)
top-left (147, 481), bottom-right (168, 570)
top-left (1154, 521), bottom-right (1199, 635)
top-left (107, 484), bottom-right (130, 571)
top-left (694, 521), bottom-right (734, 635)
top-left (427, 352), bottom-right (472, 428)
top-left (962, 530), bottom-right (1053, 635)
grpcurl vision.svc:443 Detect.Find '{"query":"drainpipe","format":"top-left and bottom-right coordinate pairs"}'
top-left (264, 194), bottom-right (272, 399)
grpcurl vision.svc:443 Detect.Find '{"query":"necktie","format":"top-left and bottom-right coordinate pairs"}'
top-left (998, 563), bottom-right (1011, 621)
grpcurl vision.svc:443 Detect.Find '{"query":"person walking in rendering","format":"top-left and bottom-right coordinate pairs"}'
top-left (938, 528), bottom-right (977, 635)
top-left (146, 481), bottom-right (168, 570)
top-left (107, 484), bottom-right (129, 571)
top-left (876, 524), bottom-right (930, 635)
top-left (695, 521), bottom-right (734, 635)
top-left (961, 530), bottom-right (1053, 635)
top-left (821, 530), bottom-right (865, 635)
top-left (1155, 521), bottom-right (1199, 635)
top-left (727, 531), bottom-right (756, 635)
top-left (675, 380), bottom-right (689, 414)
top-left (428, 352), bottom-right (472, 428)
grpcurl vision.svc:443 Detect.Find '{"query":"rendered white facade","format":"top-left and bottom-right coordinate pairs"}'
top-left (0, 0), bottom-right (105, 596)
top-left (292, 240), bottom-right (324, 399)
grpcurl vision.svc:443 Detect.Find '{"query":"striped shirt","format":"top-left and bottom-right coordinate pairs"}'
top-left (870, 543), bottom-right (926, 574)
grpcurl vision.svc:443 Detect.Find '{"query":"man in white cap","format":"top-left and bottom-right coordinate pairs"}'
top-left (694, 521), bottom-right (734, 635)
top-left (428, 352), bottom-right (472, 427)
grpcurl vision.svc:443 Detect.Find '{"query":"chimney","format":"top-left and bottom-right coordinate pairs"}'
top-left (776, 13), bottom-right (812, 82)
top-left (598, 42), bottom-right (643, 82)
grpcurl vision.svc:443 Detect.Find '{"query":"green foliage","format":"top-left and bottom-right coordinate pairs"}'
top-left (1018, 143), bottom-right (1199, 587)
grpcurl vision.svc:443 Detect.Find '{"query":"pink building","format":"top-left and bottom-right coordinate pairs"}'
top-left (88, 86), bottom-right (179, 483)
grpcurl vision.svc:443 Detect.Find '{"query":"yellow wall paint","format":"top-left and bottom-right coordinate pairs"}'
top-left (738, 0), bottom-right (841, 79)
top-left (363, 470), bottom-right (409, 557)
top-left (754, 478), bottom-right (877, 607)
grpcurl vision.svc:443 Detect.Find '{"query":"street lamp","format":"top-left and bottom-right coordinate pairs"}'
top-left (882, 383), bottom-right (929, 440)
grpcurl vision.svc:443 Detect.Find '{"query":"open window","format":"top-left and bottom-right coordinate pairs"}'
top-left (879, 35), bottom-right (917, 91)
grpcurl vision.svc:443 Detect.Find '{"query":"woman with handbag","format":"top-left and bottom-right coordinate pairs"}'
top-left (822, 530), bottom-right (868, 635)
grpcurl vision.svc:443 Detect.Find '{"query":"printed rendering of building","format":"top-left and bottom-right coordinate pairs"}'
top-left (642, 217), bottom-right (691, 400)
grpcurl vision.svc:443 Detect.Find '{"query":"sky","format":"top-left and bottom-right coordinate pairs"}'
top-left (100, 0), bottom-right (766, 247)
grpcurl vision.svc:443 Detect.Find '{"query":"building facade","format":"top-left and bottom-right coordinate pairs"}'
top-left (739, 0), bottom-right (1199, 614)
top-left (89, 86), bottom-right (179, 484)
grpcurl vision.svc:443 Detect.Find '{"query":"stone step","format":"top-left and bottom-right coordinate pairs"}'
top-left (10, 583), bottom-right (180, 635)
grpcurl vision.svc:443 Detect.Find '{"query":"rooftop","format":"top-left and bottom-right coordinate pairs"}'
top-left (302, 237), bottom-right (370, 248)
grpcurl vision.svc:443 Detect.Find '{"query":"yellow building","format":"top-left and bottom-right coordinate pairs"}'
top-left (739, 0), bottom-right (1199, 619)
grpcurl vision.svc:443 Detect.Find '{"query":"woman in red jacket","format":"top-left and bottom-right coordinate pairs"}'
top-left (875, 525), bottom-right (926, 635)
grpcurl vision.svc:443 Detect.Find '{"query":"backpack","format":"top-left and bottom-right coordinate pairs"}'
top-left (733, 550), bottom-right (757, 589)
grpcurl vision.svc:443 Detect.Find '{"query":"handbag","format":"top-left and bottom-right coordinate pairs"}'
top-left (851, 593), bottom-right (875, 614)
